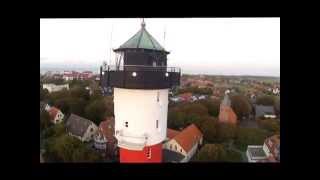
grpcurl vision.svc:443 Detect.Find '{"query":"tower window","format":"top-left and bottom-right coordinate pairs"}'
top-left (175, 145), bottom-right (177, 150)
top-left (157, 91), bottom-right (160, 102)
top-left (125, 122), bottom-right (128, 128)
top-left (156, 120), bottom-right (158, 128)
top-left (146, 147), bottom-right (152, 159)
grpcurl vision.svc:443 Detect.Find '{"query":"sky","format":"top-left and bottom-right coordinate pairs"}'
top-left (40, 18), bottom-right (280, 76)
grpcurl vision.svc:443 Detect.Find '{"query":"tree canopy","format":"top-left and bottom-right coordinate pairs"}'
top-left (44, 134), bottom-right (102, 162)
top-left (168, 102), bottom-right (209, 129)
top-left (198, 99), bottom-right (220, 117)
top-left (230, 94), bottom-right (252, 119)
top-left (40, 111), bottom-right (51, 132)
top-left (193, 144), bottom-right (227, 161)
top-left (178, 86), bottom-right (213, 95)
top-left (84, 99), bottom-right (108, 125)
top-left (234, 128), bottom-right (269, 151)
top-left (256, 95), bottom-right (276, 106)
top-left (194, 116), bottom-right (218, 143)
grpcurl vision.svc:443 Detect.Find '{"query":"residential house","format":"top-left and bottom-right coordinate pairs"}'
top-left (94, 117), bottom-right (118, 158)
top-left (62, 71), bottom-right (79, 81)
top-left (66, 114), bottom-right (98, 142)
top-left (263, 135), bottom-right (280, 161)
top-left (40, 101), bottom-right (50, 113)
top-left (246, 134), bottom-right (280, 163)
top-left (218, 94), bottom-right (237, 124)
top-left (48, 107), bottom-right (64, 124)
top-left (42, 83), bottom-right (69, 93)
top-left (169, 97), bottom-right (180, 102)
top-left (178, 92), bottom-right (193, 102)
top-left (162, 149), bottom-right (185, 163)
top-left (255, 105), bottom-right (276, 119)
top-left (163, 124), bottom-right (203, 162)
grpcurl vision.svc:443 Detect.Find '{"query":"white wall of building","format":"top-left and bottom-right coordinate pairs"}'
top-left (82, 123), bottom-right (98, 142)
top-left (53, 111), bottom-right (64, 124)
top-left (43, 84), bottom-right (69, 93)
top-left (163, 137), bottom-right (202, 162)
top-left (113, 88), bottom-right (168, 147)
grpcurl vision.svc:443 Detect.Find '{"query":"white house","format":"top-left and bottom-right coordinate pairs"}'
top-left (246, 135), bottom-right (280, 163)
top-left (163, 124), bottom-right (203, 162)
top-left (42, 83), bottom-right (69, 93)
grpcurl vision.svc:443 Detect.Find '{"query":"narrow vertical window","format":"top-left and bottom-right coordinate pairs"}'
top-left (146, 147), bottom-right (151, 159)
top-left (157, 91), bottom-right (160, 102)
top-left (125, 122), bottom-right (128, 128)
top-left (156, 120), bottom-right (158, 129)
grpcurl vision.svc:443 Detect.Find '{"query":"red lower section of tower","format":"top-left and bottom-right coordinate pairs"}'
top-left (120, 143), bottom-right (162, 163)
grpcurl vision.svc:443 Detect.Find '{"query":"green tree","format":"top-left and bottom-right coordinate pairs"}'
top-left (234, 128), bottom-right (269, 151)
top-left (84, 99), bottom-right (107, 125)
top-left (70, 85), bottom-right (90, 101)
top-left (104, 96), bottom-right (114, 117)
top-left (44, 134), bottom-right (102, 162)
top-left (274, 97), bottom-right (280, 116)
top-left (168, 111), bottom-right (186, 129)
top-left (199, 99), bottom-right (220, 117)
top-left (193, 144), bottom-right (227, 161)
top-left (67, 97), bottom-right (87, 117)
top-left (168, 102), bottom-right (209, 129)
top-left (48, 89), bottom-right (70, 105)
top-left (40, 87), bottom-right (49, 101)
top-left (257, 118), bottom-right (280, 134)
top-left (194, 116), bottom-right (218, 143)
top-left (216, 123), bottom-right (237, 142)
top-left (230, 94), bottom-right (252, 120)
top-left (43, 123), bottom-right (66, 139)
top-left (256, 95), bottom-right (276, 106)
top-left (40, 111), bottom-right (51, 132)
top-left (54, 98), bottom-right (70, 115)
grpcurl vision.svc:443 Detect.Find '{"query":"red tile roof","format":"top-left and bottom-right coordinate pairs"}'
top-left (179, 93), bottom-right (193, 101)
top-left (99, 117), bottom-right (116, 144)
top-left (172, 124), bottom-right (203, 153)
top-left (48, 107), bottom-right (60, 121)
top-left (167, 128), bottom-right (180, 139)
top-left (218, 105), bottom-right (237, 124)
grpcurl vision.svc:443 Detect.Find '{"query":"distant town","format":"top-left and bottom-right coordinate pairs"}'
top-left (40, 69), bottom-right (280, 163)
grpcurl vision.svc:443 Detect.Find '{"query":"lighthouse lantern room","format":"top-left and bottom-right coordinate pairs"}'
top-left (100, 19), bottom-right (181, 163)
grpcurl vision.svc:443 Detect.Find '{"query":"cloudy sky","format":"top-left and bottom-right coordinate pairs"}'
top-left (40, 18), bottom-right (280, 76)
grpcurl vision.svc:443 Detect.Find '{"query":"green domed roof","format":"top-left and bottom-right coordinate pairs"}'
top-left (114, 21), bottom-right (167, 53)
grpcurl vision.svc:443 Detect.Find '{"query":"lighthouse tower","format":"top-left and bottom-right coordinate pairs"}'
top-left (100, 19), bottom-right (180, 163)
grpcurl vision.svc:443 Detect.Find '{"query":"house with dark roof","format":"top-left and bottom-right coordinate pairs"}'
top-left (218, 94), bottom-right (237, 124)
top-left (255, 105), bottom-right (276, 119)
top-left (66, 114), bottom-right (98, 142)
top-left (163, 124), bottom-right (203, 162)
